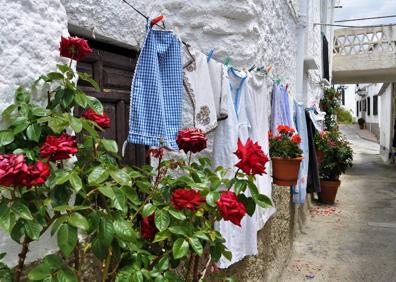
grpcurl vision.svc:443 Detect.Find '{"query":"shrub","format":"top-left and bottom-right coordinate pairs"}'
top-left (336, 107), bottom-right (353, 124)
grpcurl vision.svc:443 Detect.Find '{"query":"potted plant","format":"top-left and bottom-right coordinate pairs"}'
top-left (318, 131), bottom-right (353, 204)
top-left (320, 88), bottom-right (341, 131)
top-left (314, 131), bottom-right (333, 164)
top-left (269, 125), bottom-right (303, 186)
top-left (358, 118), bottom-right (365, 129)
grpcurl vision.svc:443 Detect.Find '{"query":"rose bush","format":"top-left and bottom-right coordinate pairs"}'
top-left (0, 36), bottom-right (272, 282)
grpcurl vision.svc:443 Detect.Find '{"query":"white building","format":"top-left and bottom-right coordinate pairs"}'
top-left (0, 0), bottom-right (335, 267)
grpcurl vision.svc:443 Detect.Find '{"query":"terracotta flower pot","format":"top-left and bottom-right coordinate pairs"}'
top-left (271, 156), bottom-right (303, 186)
top-left (318, 179), bottom-right (341, 204)
top-left (315, 149), bottom-right (325, 164)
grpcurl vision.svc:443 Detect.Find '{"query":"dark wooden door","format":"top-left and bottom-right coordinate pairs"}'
top-left (76, 40), bottom-right (146, 166)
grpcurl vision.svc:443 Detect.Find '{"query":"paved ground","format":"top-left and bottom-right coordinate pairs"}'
top-left (280, 124), bottom-right (396, 282)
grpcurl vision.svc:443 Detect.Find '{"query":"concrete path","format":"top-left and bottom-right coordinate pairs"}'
top-left (280, 125), bottom-right (396, 282)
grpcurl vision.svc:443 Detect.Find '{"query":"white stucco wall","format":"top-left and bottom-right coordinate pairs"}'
top-left (355, 84), bottom-right (381, 124)
top-left (0, 0), bottom-right (69, 265)
top-left (379, 84), bottom-right (394, 161)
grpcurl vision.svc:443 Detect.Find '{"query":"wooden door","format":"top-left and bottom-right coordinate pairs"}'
top-left (76, 40), bottom-right (146, 166)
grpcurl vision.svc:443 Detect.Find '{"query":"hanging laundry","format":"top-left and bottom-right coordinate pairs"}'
top-left (207, 56), bottom-right (229, 121)
top-left (247, 71), bottom-right (276, 229)
top-left (305, 109), bottom-right (321, 193)
top-left (183, 47), bottom-right (218, 133)
top-left (292, 100), bottom-right (309, 204)
top-left (214, 67), bottom-right (258, 269)
top-left (271, 83), bottom-right (293, 134)
top-left (128, 27), bottom-right (183, 149)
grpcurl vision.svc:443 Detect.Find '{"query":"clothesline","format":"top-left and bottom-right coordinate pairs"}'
top-left (118, 0), bottom-right (289, 85)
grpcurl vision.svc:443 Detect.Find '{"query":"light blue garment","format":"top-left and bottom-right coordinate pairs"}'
top-left (292, 100), bottom-right (309, 204)
top-left (128, 27), bottom-right (183, 149)
top-left (271, 84), bottom-right (292, 133)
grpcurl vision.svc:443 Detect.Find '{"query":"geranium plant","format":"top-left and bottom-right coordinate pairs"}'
top-left (320, 88), bottom-right (340, 131)
top-left (269, 125), bottom-right (302, 159)
top-left (316, 131), bottom-right (353, 180)
top-left (0, 37), bottom-right (273, 282)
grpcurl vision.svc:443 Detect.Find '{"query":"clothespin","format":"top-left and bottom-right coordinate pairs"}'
top-left (286, 83), bottom-right (289, 90)
top-left (224, 57), bottom-right (231, 67)
top-left (275, 79), bottom-right (281, 85)
top-left (207, 48), bottom-right (215, 62)
top-left (150, 15), bottom-right (165, 27)
top-left (248, 64), bottom-right (256, 72)
top-left (267, 65), bottom-right (273, 74)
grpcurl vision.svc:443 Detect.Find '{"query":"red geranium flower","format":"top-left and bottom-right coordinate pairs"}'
top-left (59, 36), bottom-right (92, 61)
top-left (21, 160), bottom-right (50, 187)
top-left (140, 214), bottom-right (158, 241)
top-left (216, 191), bottom-right (247, 226)
top-left (40, 133), bottom-right (78, 161)
top-left (176, 128), bottom-right (208, 154)
top-left (277, 125), bottom-right (290, 134)
top-left (291, 134), bottom-right (302, 144)
top-left (82, 108), bottom-right (111, 129)
top-left (268, 131), bottom-right (273, 138)
top-left (170, 188), bottom-right (205, 210)
top-left (234, 138), bottom-right (269, 176)
top-left (0, 154), bottom-right (28, 186)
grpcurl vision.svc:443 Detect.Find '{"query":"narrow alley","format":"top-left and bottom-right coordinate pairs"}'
top-left (281, 125), bottom-right (396, 281)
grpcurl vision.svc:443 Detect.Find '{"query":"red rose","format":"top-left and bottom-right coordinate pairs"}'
top-left (176, 128), bottom-right (207, 154)
top-left (216, 191), bottom-right (246, 226)
top-left (21, 160), bottom-right (50, 187)
top-left (291, 134), bottom-right (302, 144)
top-left (141, 214), bottom-right (158, 241)
top-left (147, 148), bottom-right (166, 159)
top-left (82, 108), bottom-right (111, 129)
top-left (59, 36), bottom-right (92, 61)
top-left (0, 154), bottom-right (28, 186)
top-left (170, 188), bottom-right (205, 210)
top-left (234, 138), bottom-right (269, 176)
top-left (40, 133), bottom-right (78, 161)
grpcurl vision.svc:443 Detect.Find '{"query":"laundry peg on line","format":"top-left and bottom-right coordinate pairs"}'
top-left (207, 48), bottom-right (216, 62)
top-left (224, 57), bottom-right (231, 67)
top-left (150, 15), bottom-right (165, 27)
top-left (248, 64), bottom-right (256, 72)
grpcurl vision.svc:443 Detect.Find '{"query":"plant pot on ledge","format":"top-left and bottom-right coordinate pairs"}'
top-left (319, 179), bottom-right (341, 204)
top-left (272, 156), bottom-right (303, 186)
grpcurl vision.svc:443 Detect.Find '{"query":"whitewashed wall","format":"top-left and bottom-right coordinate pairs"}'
top-left (0, 0), bottom-right (69, 265)
top-left (379, 84), bottom-right (394, 161)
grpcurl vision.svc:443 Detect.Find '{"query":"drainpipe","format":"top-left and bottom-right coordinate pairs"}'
top-left (295, 0), bottom-right (309, 104)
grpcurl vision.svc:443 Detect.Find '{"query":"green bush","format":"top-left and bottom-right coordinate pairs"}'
top-left (336, 107), bottom-right (353, 124)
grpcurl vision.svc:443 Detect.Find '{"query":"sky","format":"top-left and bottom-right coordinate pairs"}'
top-left (334, 0), bottom-right (396, 26)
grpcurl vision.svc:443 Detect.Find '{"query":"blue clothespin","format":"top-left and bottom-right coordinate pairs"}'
top-left (207, 48), bottom-right (215, 62)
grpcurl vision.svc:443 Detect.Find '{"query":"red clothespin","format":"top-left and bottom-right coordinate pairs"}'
top-left (286, 83), bottom-right (289, 90)
top-left (150, 15), bottom-right (165, 27)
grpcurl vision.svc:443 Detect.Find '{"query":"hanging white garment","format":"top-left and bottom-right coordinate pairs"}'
top-left (183, 47), bottom-right (218, 133)
top-left (207, 58), bottom-right (229, 120)
top-left (213, 67), bottom-right (258, 268)
top-left (247, 72), bottom-right (276, 229)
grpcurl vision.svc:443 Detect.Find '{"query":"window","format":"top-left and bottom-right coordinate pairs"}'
top-left (356, 102), bottom-right (359, 116)
top-left (367, 97), bottom-right (371, 116)
top-left (363, 100), bottom-right (366, 111)
top-left (322, 34), bottom-right (330, 81)
top-left (359, 101), bottom-right (362, 112)
top-left (373, 95), bottom-right (378, 115)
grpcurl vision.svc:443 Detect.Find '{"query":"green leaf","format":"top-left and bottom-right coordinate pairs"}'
top-left (0, 202), bottom-right (13, 233)
top-left (193, 231), bottom-right (209, 241)
top-left (110, 169), bottom-right (131, 186)
top-left (68, 213), bottom-right (89, 231)
top-left (98, 185), bottom-right (115, 199)
top-left (57, 224), bottom-right (77, 257)
top-left (10, 220), bottom-right (24, 243)
top-left (87, 96), bottom-right (103, 115)
top-left (57, 267), bottom-right (78, 282)
top-left (234, 179), bottom-right (247, 195)
top-left (31, 107), bottom-right (48, 117)
top-left (168, 225), bottom-right (189, 237)
top-left (88, 166), bottom-right (109, 185)
top-left (46, 72), bottom-right (65, 81)
top-left (81, 119), bottom-right (99, 137)
top-left (54, 170), bottom-right (70, 186)
top-left (155, 256), bottom-right (170, 272)
top-left (188, 237), bottom-right (203, 256)
top-left (51, 217), bottom-right (67, 236)
top-left (91, 238), bottom-right (107, 260)
top-left (247, 181), bottom-right (259, 196)
top-left (172, 238), bottom-right (189, 259)
top-left (152, 230), bottom-right (171, 243)
top-left (2, 104), bottom-right (17, 119)
top-left (44, 254), bottom-right (63, 269)
top-left (121, 186), bottom-right (140, 205)
top-left (113, 218), bottom-right (136, 242)
top-left (238, 194), bottom-right (256, 217)
top-left (70, 117), bottom-right (82, 133)
top-left (253, 194), bottom-right (273, 208)
top-left (57, 64), bottom-right (71, 73)
top-left (154, 210), bottom-right (170, 232)
top-left (11, 201), bottom-right (33, 220)
top-left (78, 72), bottom-right (101, 92)
top-left (69, 172), bottom-right (83, 192)
top-left (26, 124), bottom-right (42, 142)
top-left (48, 116), bottom-right (69, 134)
top-left (168, 209), bottom-right (186, 221)
top-left (112, 188), bottom-right (126, 211)
top-left (206, 191), bottom-right (220, 207)
top-left (0, 131), bottom-right (14, 146)
top-left (142, 203), bottom-right (156, 218)
top-left (12, 121), bottom-right (29, 135)
top-left (132, 271), bottom-right (144, 282)
top-left (28, 263), bottom-right (52, 281)
top-left (99, 218), bottom-right (114, 248)
top-left (74, 91), bottom-right (88, 108)
top-left (102, 139), bottom-right (118, 153)
top-left (24, 220), bottom-right (43, 240)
